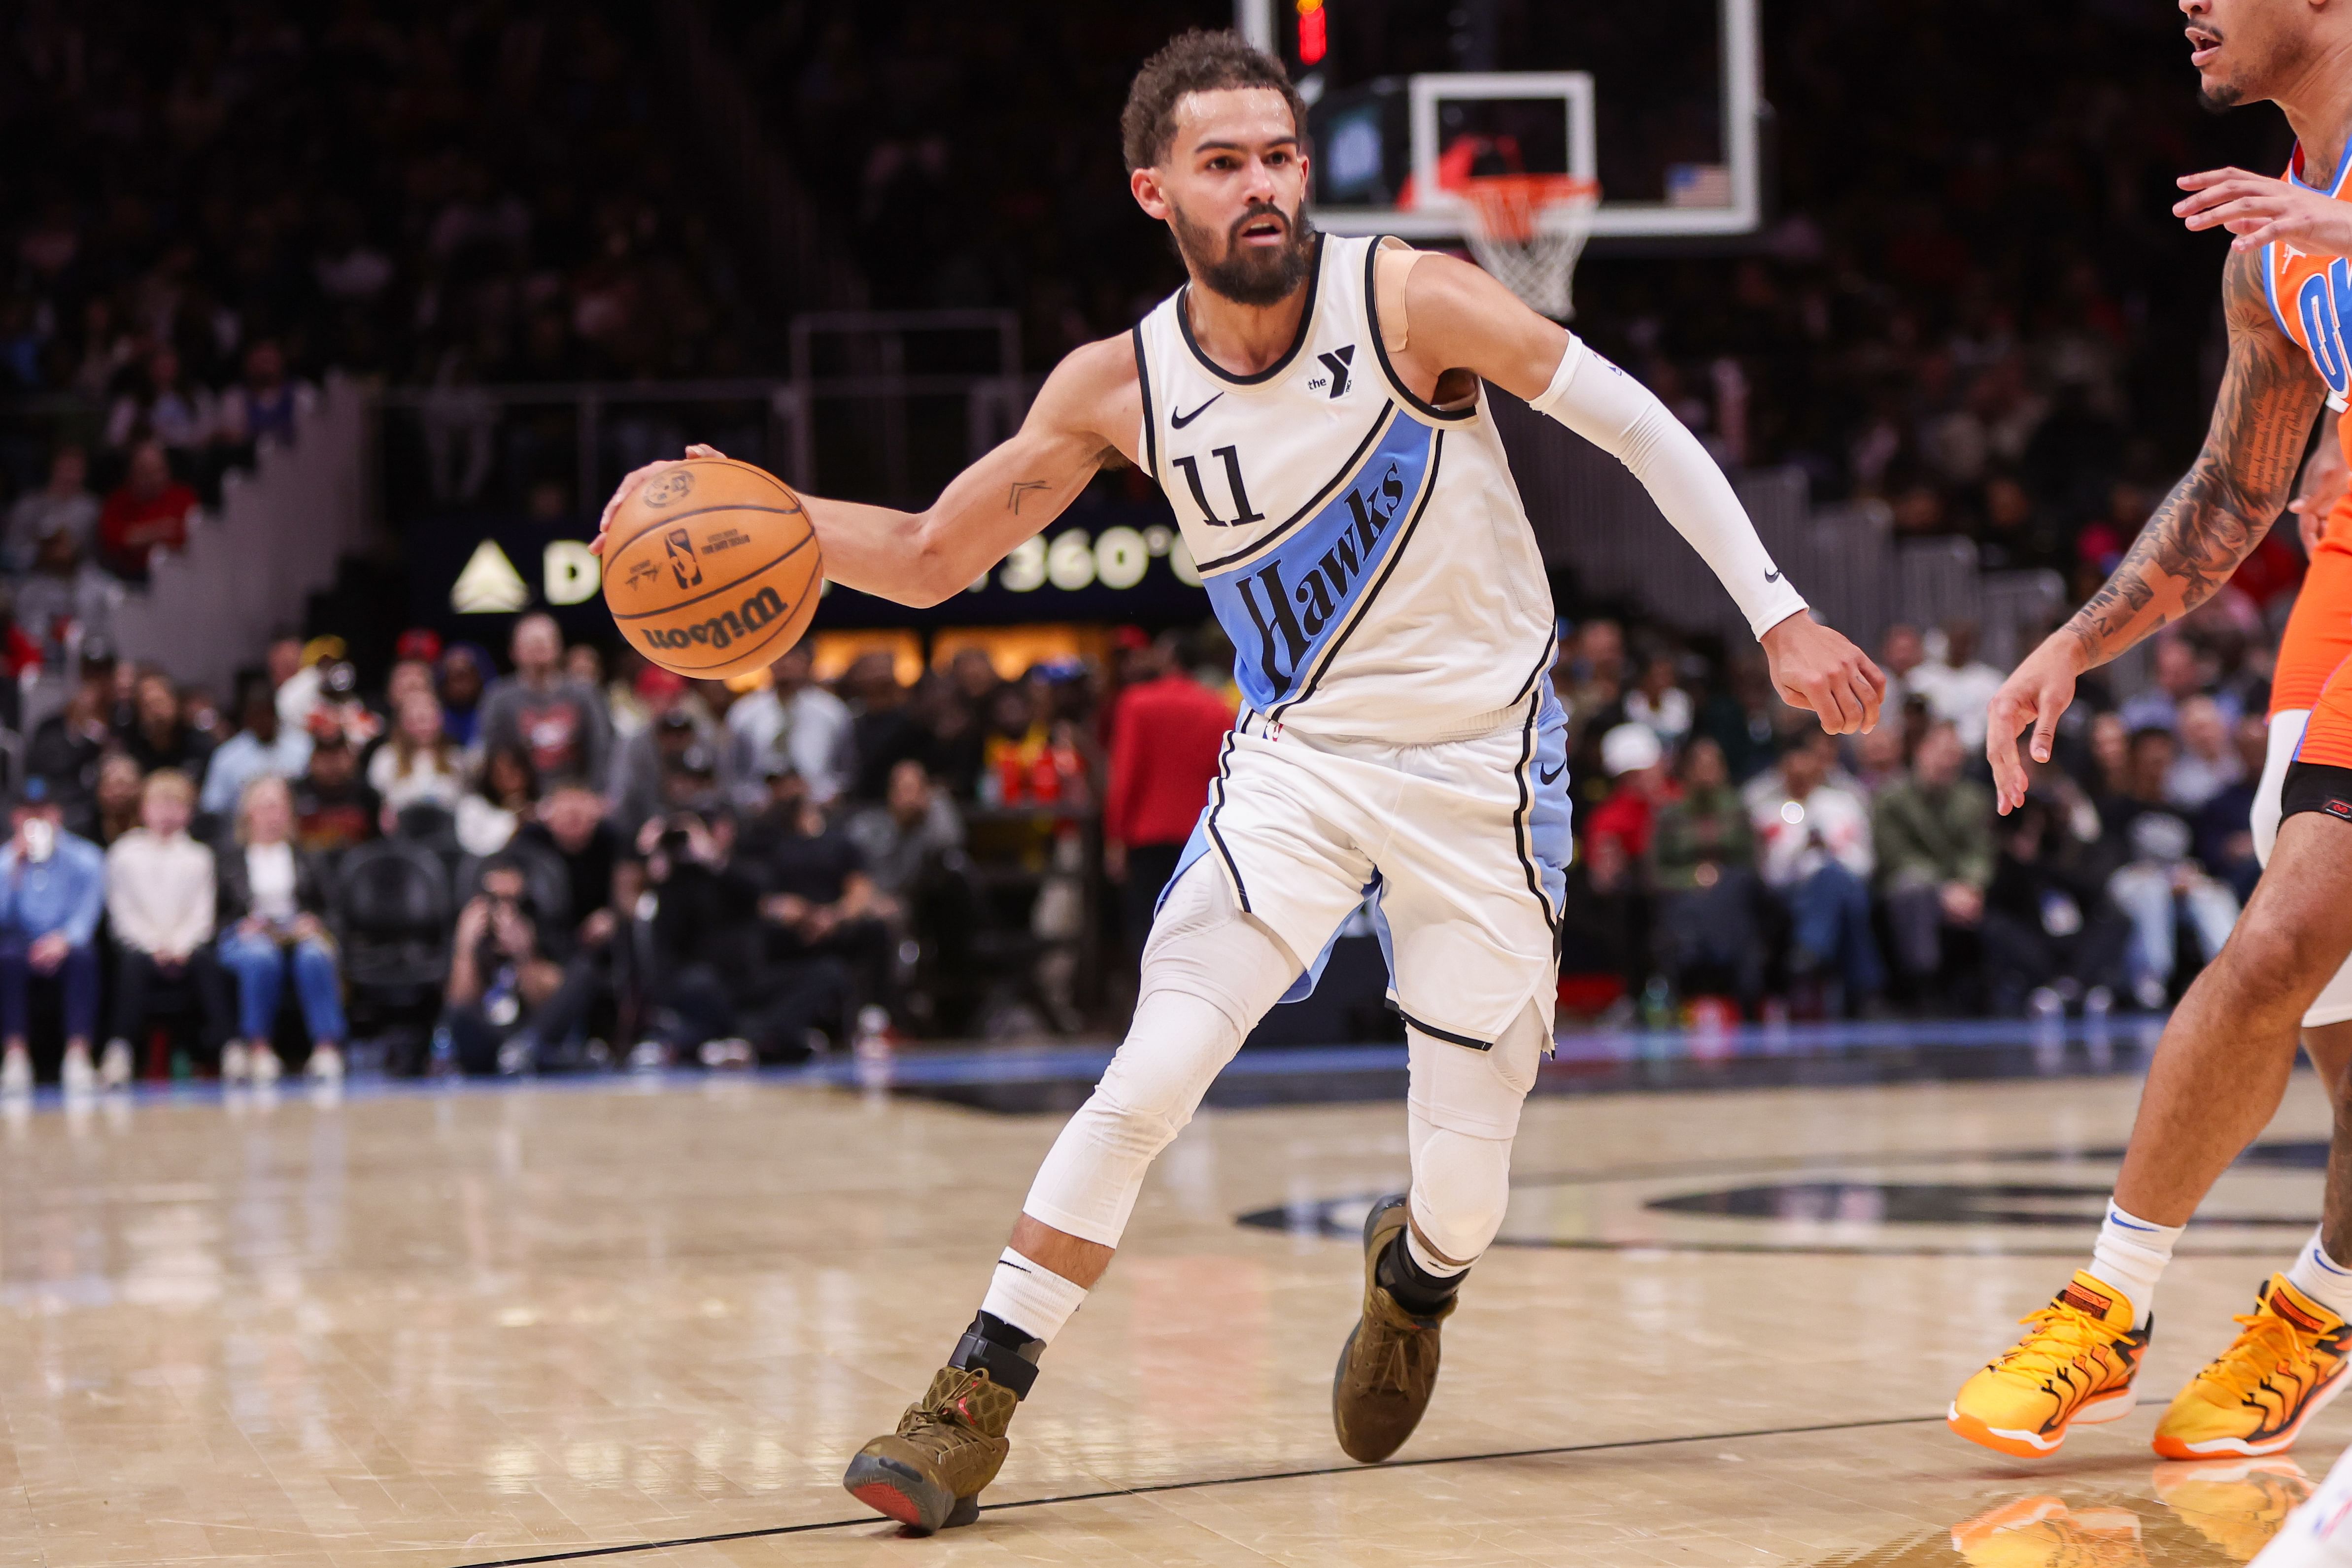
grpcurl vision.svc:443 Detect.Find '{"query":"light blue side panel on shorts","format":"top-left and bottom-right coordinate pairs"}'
top-left (1523, 686), bottom-right (1573, 927)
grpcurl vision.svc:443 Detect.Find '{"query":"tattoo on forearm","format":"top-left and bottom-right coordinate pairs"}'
top-left (1008, 480), bottom-right (1049, 513)
top-left (2065, 246), bottom-right (2325, 665)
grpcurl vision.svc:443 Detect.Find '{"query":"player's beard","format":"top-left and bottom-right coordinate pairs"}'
top-left (1172, 198), bottom-right (1317, 307)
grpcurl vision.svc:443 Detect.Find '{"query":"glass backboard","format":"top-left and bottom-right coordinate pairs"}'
top-left (1236, 0), bottom-right (1762, 240)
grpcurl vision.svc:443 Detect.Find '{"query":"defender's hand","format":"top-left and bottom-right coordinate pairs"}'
top-left (1759, 613), bottom-right (1884, 736)
top-left (2175, 167), bottom-right (2352, 253)
top-left (1986, 637), bottom-right (2082, 814)
top-left (590, 443), bottom-right (729, 555)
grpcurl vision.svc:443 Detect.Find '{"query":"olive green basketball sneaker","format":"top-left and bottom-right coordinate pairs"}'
top-left (1332, 1193), bottom-right (1459, 1463)
top-left (842, 1363), bottom-right (1019, 1534)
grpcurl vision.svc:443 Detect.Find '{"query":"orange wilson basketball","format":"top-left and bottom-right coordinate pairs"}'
top-left (602, 456), bottom-right (822, 681)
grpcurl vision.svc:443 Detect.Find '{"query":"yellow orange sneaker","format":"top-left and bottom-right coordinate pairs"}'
top-left (1949, 1272), bottom-right (2150, 1458)
top-left (2151, 1276), bottom-right (2352, 1461)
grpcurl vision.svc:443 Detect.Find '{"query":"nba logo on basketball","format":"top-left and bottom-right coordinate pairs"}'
top-left (663, 528), bottom-right (703, 590)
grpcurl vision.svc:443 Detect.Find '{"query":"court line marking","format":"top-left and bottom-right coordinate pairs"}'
top-left (440, 1411), bottom-right (1944, 1567)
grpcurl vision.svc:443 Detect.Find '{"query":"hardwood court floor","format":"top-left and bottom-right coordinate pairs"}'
top-left (0, 1062), bottom-right (2345, 1567)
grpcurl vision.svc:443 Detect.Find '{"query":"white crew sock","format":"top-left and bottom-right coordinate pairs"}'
top-left (2087, 1201), bottom-right (2183, 1327)
top-left (2286, 1227), bottom-right (2352, 1320)
top-left (978, 1248), bottom-right (1089, 1345)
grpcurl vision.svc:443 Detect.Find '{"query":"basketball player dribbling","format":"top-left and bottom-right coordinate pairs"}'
top-left (597, 31), bottom-right (1881, 1534)
top-left (1951, 0), bottom-right (2352, 1466)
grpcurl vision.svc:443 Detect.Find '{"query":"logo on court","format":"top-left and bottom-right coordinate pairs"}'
top-left (663, 528), bottom-right (704, 590)
top-left (642, 470), bottom-right (695, 508)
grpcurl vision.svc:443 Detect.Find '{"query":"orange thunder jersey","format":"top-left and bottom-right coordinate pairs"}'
top-left (2265, 145), bottom-right (2352, 716)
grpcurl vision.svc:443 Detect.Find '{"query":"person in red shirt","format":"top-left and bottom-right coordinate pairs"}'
top-left (1103, 629), bottom-right (1236, 962)
top-left (97, 440), bottom-right (198, 581)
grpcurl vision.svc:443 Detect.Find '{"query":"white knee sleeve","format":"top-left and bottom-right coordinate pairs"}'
top-left (1402, 1000), bottom-right (1544, 1266)
top-left (1019, 862), bottom-right (1303, 1248)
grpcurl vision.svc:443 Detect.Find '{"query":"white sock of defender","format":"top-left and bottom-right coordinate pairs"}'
top-left (2087, 1202), bottom-right (2183, 1327)
top-left (2286, 1227), bottom-right (2352, 1320)
top-left (979, 1248), bottom-right (1089, 1345)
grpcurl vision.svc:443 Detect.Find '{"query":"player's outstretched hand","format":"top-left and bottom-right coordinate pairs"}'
top-left (1985, 638), bottom-right (2081, 815)
top-left (589, 443), bottom-right (728, 555)
top-left (1759, 613), bottom-right (1885, 736)
top-left (2175, 167), bottom-right (2352, 254)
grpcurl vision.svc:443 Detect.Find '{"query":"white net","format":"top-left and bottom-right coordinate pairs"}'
top-left (1457, 175), bottom-right (1600, 321)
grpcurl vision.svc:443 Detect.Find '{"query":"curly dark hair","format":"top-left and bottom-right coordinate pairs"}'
top-left (1120, 29), bottom-right (1307, 174)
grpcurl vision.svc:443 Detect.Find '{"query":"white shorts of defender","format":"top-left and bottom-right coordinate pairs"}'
top-left (1161, 691), bottom-right (1572, 1050)
top-left (2258, 711), bottom-right (2352, 1030)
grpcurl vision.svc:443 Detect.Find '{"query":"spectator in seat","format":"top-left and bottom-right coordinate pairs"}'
top-left (845, 758), bottom-right (965, 902)
top-left (456, 743), bottom-right (536, 857)
top-left (516, 777), bottom-right (622, 947)
top-left (123, 669), bottom-right (214, 778)
top-left (1872, 720), bottom-right (1994, 1002)
top-left (1878, 623), bottom-right (1926, 713)
top-left (1102, 631), bottom-right (1234, 959)
top-left (97, 440), bottom-right (199, 581)
top-left (1623, 650), bottom-right (1693, 749)
top-left (726, 646), bottom-right (853, 808)
top-left (290, 724), bottom-right (381, 858)
top-left (367, 690), bottom-right (466, 814)
top-left (609, 692), bottom-right (709, 838)
top-left (102, 769), bottom-right (219, 1087)
top-left (2118, 636), bottom-right (2206, 735)
top-left (641, 810), bottom-right (777, 1064)
top-left (1753, 731), bottom-right (1884, 1013)
top-left (742, 778), bottom-right (891, 1049)
top-left (103, 346), bottom-right (216, 455)
top-left (216, 776), bottom-right (345, 1082)
top-left (1907, 619), bottom-right (2005, 752)
top-left (438, 644), bottom-right (491, 748)
top-left (442, 852), bottom-right (601, 1075)
top-left (214, 339), bottom-right (312, 451)
top-left (202, 684), bottom-right (313, 818)
top-left (2166, 693), bottom-right (2243, 811)
top-left (2099, 726), bottom-right (2240, 1010)
top-left (479, 613), bottom-right (611, 784)
top-left (1648, 736), bottom-right (1764, 1007)
top-left (27, 665), bottom-right (115, 838)
top-left (0, 780), bottom-right (105, 1095)
top-left (2197, 714), bottom-right (2272, 903)
top-left (4, 444), bottom-right (97, 573)
top-left (14, 515), bottom-right (119, 666)
top-left (845, 650), bottom-right (931, 802)
top-left (1982, 793), bottom-right (2129, 1016)
top-left (92, 751), bottom-right (144, 847)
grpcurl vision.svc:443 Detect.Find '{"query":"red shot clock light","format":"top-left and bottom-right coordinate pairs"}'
top-left (1296, 0), bottom-right (1326, 65)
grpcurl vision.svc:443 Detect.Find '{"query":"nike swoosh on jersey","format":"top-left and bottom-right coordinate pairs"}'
top-left (1539, 762), bottom-right (1565, 784)
top-left (1171, 394), bottom-right (1224, 429)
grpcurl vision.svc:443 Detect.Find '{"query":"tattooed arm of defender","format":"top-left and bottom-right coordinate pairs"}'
top-left (1985, 245), bottom-right (2325, 811)
top-left (593, 336), bottom-right (1143, 608)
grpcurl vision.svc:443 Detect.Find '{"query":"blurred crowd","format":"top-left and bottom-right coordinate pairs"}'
top-left (0, 606), bottom-right (1245, 1089)
top-left (1554, 608), bottom-right (2274, 1026)
top-left (0, 0), bottom-right (751, 495)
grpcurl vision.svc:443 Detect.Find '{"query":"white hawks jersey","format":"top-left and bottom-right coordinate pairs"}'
top-left (1132, 232), bottom-right (1557, 743)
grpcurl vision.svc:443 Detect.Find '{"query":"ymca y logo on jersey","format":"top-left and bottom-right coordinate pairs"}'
top-left (1202, 409), bottom-right (1440, 714)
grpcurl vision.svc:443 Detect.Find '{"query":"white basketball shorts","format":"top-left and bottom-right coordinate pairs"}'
top-left (1161, 691), bottom-right (1572, 1048)
top-left (2258, 709), bottom-right (2352, 1028)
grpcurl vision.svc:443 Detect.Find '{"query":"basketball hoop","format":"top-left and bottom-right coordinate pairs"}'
top-left (1457, 174), bottom-right (1599, 321)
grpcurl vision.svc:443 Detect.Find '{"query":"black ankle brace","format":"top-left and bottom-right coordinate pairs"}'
top-left (1377, 1231), bottom-right (1467, 1317)
top-left (948, 1310), bottom-right (1045, 1399)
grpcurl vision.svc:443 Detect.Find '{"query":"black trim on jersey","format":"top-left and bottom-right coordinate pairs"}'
top-left (1511, 698), bottom-right (1558, 932)
top-left (1396, 1007), bottom-right (1492, 1052)
top-left (1265, 432), bottom-right (1445, 721)
top-left (1129, 324), bottom-right (1159, 481)
top-left (1176, 234), bottom-right (1326, 387)
top-left (1190, 400), bottom-right (1398, 576)
top-left (1204, 728), bottom-right (1251, 913)
top-left (1508, 628), bottom-right (1559, 707)
top-left (1364, 236), bottom-right (1477, 424)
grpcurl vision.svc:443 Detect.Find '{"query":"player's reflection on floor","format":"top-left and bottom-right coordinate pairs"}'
top-left (1819, 1460), bottom-right (2311, 1566)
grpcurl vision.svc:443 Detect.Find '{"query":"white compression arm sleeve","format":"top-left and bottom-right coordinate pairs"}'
top-left (1527, 337), bottom-right (1808, 641)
